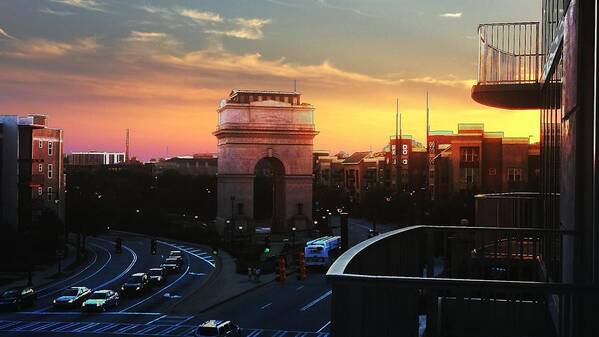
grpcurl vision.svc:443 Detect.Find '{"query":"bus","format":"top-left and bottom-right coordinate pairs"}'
top-left (304, 236), bottom-right (341, 267)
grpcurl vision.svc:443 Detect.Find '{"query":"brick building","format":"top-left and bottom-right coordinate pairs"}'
top-left (428, 123), bottom-right (539, 199)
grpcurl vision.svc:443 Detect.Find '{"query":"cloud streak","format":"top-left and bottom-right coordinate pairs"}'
top-left (1, 37), bottom-right (99, 58)
top-left (128, 31), bottom-right (167, 42)
top-left (439, 12), bottom-right (463, 18)
top-left (51, 0), bottom-right (105, 12)
top-left (178, 8), bottom-right (223, 23)
top-left (206, 18), bottom-right (271, 40)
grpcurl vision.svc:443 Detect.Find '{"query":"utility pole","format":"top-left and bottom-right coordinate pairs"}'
top-left (125, 128), bottom-right (130, 162)
top-left (395, 98), bottom-right (400, 193)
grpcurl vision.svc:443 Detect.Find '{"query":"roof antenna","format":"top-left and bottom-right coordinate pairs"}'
top-left (294, 79), bottom-right (297, 92)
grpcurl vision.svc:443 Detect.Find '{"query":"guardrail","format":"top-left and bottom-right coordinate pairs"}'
top-left (478, 22), bottom-right (541, 84)
top-left (326, 225), bottom-right (593, 337)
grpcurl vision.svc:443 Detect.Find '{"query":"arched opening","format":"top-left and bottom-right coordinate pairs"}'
top-left (254, 157), bottom-right (286, 231)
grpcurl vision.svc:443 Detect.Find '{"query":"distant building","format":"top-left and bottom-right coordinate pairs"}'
top-left (67, 151), bottom-right (126, 166)
top-left (313, 151), bottom-right (346, 187)
top-left (0, 114), bottom-right (64, 234)
top-left (150, 154), bottom-right (218, 176)
top-left (428, 123), bottom-right (538, 199)
top-left (385, 136), bottom-right (428, 192)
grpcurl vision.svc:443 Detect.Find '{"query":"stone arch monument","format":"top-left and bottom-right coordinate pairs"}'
top-left (214, 89), bottom-right (318, 235)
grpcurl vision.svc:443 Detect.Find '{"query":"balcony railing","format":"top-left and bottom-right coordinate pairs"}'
top-left (326, 225), bottom-right (596, 337)
top-left (478, 23), bottom-right (541, 84)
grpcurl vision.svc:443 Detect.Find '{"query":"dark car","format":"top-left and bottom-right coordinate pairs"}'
top-left (81, 290), bottom-right (119, 312)
top-left (161, 257), bottom-right (182, 273)
top-left (53, 286), bottom-right (92, 309)
top-left (120, 273), bottom-right (150, 296)
top-left (148, 268), bottom-right (167, 286)
top-left (195, 320), bottom-right (241, 337)
top-left (0, 287), bottom-right (36, 311)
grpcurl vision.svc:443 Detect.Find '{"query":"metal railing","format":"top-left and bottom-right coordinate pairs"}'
top-left (326, 225), bottom-right (594, 337)
top-left (478, 23), bottom-right (541, 84)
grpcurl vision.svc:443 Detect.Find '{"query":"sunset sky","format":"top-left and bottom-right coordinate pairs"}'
top-left (0, 0), bottom-right (540, 160)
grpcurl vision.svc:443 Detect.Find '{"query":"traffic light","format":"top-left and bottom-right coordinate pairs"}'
top-left (297, 251), bottom-right (306, 281)
top-left (150, 239), bottom-right (157, 255)
top-left (263, 235), bottom-right (271, 254)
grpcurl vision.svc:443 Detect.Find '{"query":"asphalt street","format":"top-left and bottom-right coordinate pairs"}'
top-left (0, 218), bottom-right (388, 337)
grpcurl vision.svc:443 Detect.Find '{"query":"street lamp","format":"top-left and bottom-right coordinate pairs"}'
top-left (291, 227), bottom-right (297, 251)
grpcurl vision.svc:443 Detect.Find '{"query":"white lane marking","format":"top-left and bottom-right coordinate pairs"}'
top-left (145, 314), bottom-right (167, 325)
top-left (296, 285), bottom-right (304, 291)
top-left (158, 240), bottom-right (216, 268)
top-left (120, 264), bottom-right (190, 312)
top-left (18, 310), bottom-right (163, 316)
top-left (271, 331), bottom-right (289, 337)
top-left (175, 316), bottom-right (194, 326)
top-left (316, 321), bottom-right (331, 333)
top-left (294, 333), bottom-right (307, 337)
top-left (37, 242), bottom-right (100, 294)
top-left (300, 290), bottom-right (332, 311)
top-left (93, 238), bottom-right (138, 290)
top-left (260, 302), bottom-right (272, 309)
top-left (135, 324), bottom-right (160, 334)
top-left (156, 324), bottom-right (181, 336)
top-left (115, 323), bottom-right (138, 333)
top-left (37, 243), bottom-right (112, 309)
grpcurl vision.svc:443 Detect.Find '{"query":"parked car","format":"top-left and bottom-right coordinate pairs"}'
top-left (161, 257), bottom-right (182, 273)
top-left (195, 320), bottom-right (241, 337)
top-left (0, 287), bottom-right (36, 311)
top-left (81, 290), bottom-right (119, 312)
top-left (148, 268), bottom-right (167, 286)
top-left (53, 286), bottom-right (92, 309)
top-left (120, 273), bottom-right (150, 296)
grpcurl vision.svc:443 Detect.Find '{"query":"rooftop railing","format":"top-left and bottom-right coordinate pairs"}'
top-left (478, 23), bottom-right (541, 84)
top-left (326, 225), bottom-right (595, 337)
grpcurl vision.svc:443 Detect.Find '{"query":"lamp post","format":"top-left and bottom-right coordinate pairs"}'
top-left (291, 226), bottom-right (297, 251)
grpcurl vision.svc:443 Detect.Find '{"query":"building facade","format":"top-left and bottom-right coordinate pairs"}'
top-left (67, 151), bottom-right (126, 166)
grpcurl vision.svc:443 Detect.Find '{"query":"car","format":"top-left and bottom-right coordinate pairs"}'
top-left (169, 251), bottom-right (184, 265)
top-left (195, 320), bottom-right (241, 337)
top-left (148, 268), bottom-right (167, 286)
top-left (81, 290), bottom-right (119, 312)
top-left (161, 257), bottom-right (182, 273)
top-left (52, 286), bottom-right (92, 309)
top-left (0, 286), bottom-right (36, 311)
top-left (120, 273), bottom-right (150, 296)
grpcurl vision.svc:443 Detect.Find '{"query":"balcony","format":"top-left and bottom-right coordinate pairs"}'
top-left (471, 23), bottom-right (547, 109)
top-left (326, 225), bottom-right (596, 337)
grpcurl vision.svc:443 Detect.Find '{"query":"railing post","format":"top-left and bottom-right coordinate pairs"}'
top-left (340, 212), bottom-right (349, 254)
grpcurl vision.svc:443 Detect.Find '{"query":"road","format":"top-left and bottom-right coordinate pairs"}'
top-left (0, 218), bottom-right (386, 336)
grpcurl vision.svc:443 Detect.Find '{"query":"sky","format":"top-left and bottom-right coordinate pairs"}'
top-left (0, 0), bottom-right (541, 160)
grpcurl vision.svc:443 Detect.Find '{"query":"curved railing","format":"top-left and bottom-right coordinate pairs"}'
top-left (326, 225), bottom-right (592, 337)
top-left (478, 23), bottom-right (541, 84)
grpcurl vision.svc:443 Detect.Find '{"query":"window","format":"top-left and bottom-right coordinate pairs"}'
top-left (47, 187), bottom-right (53, 201)
top-left (402, 159), bottom-right (408, 165)
top-left (48, 141), bottom-right (53, 156)
top-left (48, 164), bottom-right (53, 179)
top-left (38, 187), bottom-right (43, 196)
top-left (461, 168), bottom-right (479, 185)
top-left (38, 140), bottom-right (43, 149)
top-left (38, 164), bottom-right (43, 172)
top-left (508, 168), bottom-right (523, 182)
top-left (489, 168), bottom-right (497, 175)
top-left (460, 147), bottom-right (479, 162)
top-left (237, 203), bottom-right (244, 216)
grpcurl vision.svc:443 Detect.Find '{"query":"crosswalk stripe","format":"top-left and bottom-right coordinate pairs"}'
top-left (52, 322), bottom-right (81, 332)
top-left (73, 322), bottom-right (100, 332)
top-left (115, 323), bottom-right (139, 333)
top-left (93, 322), bottom-right (117, 333)
top-left (180, 326), bottom-right (197, 336)
top-left (0, 321), bottom-right (22, 330)
top-left (156, 324), bottom-right (182, 335)
top-left (13, 321), bottom-right (44, 331)
top-left (31, 321), bottom-right (62, 331)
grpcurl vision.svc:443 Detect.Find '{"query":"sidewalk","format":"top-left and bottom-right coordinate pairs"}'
top-left (0, 241), bottom-right (87, 292)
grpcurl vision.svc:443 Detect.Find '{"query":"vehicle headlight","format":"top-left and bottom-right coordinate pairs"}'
top-left (121, 287), bottom-right (125, 291)
top-left (96, 303), bottom-right (101, 307)
top-left (68, 299), bottom-right (74, 303)
top-left (53, 300), bottom-right (56, 304)
top-left (136, 286), bottom-right (140, 291)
